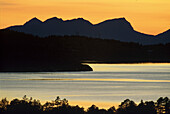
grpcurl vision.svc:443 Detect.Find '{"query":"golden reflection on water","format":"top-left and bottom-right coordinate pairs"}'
top-left (1, 78), bottom-right (170, 82)
top-left (88, 63), bottom-right (170, 72)
top-left (74, 78), bottom-right (170, 82)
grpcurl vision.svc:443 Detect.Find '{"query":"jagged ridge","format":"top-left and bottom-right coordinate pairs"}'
top-left (6, 17), bottom-right (170, 45)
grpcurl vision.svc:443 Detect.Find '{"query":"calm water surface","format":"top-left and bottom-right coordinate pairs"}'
top-left (0, 63), bottom-right (170, 108)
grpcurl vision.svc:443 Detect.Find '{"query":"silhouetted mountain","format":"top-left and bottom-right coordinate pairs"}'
top-left (7, 17), bottom-right (170, 45)
top-left (24, 17), bottom-right (43, 26)
top-left (155, 29), bottom-right (170, 44)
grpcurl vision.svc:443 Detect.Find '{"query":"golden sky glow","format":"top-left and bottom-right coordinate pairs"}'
top-left (69, 100), bottom-right (119, 109)
top-left (0, 0), bottom-right (170, 35)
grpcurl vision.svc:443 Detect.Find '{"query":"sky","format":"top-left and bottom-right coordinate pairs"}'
top-left (0, 0), bottom-right (170, 35)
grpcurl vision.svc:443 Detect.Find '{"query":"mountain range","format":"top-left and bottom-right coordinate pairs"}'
top-left (7, 17), bottom-right (170, 45)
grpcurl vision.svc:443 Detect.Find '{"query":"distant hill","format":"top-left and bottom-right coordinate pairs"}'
top-left (7, 17), bottom-right (170, 45)
top-left (1, 29), bottom-right (170, 72)
top-left (0, 29), bottom-right (93, 72)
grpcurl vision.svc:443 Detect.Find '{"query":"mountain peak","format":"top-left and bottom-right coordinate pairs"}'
top-left (24, 17), bottom-right (42, 25)
top-left (114, 17), bottom-right (126, 20)
top-left (32, 17), bottom-right (40, 20)
top-left (107, 17), bottom-right (128, 23)
top-left (77, 17), bottom-right (91, 22)
top-left (44, 17), bottom-right (63, 23)
top-left (76, 18), bottom-right (86, 20)
top-left (27, 17), bottom-right (42, 22)
top-left (96, 17), bottom-right (133, 30)
top-left (96, 17), bottom-right (128, 25)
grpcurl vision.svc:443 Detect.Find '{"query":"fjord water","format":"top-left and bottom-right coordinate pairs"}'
top-left (0, 63), bottom-right (170, 108)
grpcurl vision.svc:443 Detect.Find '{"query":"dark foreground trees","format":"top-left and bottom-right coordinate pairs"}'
top-left (1, 29), bottom-right (170, 72)
top-left (0, 96), bottom-right (170, 114)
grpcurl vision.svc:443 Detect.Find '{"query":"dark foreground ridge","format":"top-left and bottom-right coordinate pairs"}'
top-left (0, 29), bottom-right (93, 72)
top-left (0, 96), bottom-right (170, 114)
top-left (0, 29), bottom-right (170, 72)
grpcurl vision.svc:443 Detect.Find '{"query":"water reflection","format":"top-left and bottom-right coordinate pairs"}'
top-left (1, 78), bottom-right (169, 83)
top-left (0, 63), bottom-right (170, 109)
top-left (89, 63), bottom-right (170, 72)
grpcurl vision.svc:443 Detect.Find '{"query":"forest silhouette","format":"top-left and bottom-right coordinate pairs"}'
top-left (0, 96), bottom-right (170, 114)
top-left (0, 29), bottom-right (170, 71)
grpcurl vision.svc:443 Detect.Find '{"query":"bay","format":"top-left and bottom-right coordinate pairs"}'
top-left (0, 63), bottom-right (170, 108)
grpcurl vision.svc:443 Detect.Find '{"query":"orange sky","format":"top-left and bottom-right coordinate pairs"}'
top-left (0, 0), bottom-right (170, 35)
